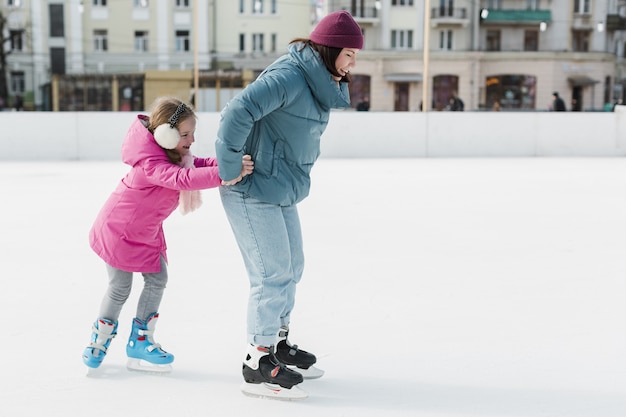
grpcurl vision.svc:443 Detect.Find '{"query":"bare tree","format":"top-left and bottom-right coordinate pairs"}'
top-left (0, 9), bottom-right (9, 107)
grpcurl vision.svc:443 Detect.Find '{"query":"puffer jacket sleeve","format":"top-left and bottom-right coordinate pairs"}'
top-left (194, 156), bottom-right (218, 168)
top-left (141, 156), bottom-right (222, 190)
top-left (216, 67), bottom-right (303, 182)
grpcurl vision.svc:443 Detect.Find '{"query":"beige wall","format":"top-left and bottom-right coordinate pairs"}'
top-left (143, 70), bottom-right (194, 108)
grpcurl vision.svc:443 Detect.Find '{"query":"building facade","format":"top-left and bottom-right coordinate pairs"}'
top-left (3, 0), bottom-right (626, 111)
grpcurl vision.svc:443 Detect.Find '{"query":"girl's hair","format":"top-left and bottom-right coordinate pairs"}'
top-left (147, 97), bottom-right (195, 164)
top-left (290, 38), bottom-right (352, 83)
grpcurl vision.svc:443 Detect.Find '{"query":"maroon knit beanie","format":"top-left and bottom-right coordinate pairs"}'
top-left (310, 11), bottom-right (364, 49)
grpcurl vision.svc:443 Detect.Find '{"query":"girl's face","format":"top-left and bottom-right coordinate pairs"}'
top-left (333, 48), bottom-right (360, 81)
top-left (174, 117), bottom-right (196, 156)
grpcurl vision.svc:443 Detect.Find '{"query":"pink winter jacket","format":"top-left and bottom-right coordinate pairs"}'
top-left (89, 115), bottom-right (222, 273)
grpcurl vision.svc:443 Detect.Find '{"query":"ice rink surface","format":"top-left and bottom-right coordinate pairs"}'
top-left (1, 158), bottom-right (625, 417)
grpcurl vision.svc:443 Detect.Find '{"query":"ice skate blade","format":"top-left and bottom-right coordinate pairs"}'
top-left (240, 382), bottom-right (308, 401)
top-left (289, 365), bottom-right (324, 379)
top-left (126, 358), bottom-right (172, 374)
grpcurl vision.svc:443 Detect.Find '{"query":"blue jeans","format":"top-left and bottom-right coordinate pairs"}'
top-left (220, 186), bottom-right (304, 347)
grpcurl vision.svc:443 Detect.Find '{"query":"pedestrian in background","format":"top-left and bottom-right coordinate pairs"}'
top-left (552, 91), bottom-right (566, 111)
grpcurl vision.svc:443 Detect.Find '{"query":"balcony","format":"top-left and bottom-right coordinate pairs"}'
top-left (480, 9), bottom-right (552, 25)
top-left (607, 14), bottom-right (626, 31)
top-left (327, 1), bottom-right (381, 26)
top-left (430, 7), bottom-right (469, 27)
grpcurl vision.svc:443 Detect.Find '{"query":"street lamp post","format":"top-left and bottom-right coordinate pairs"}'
top-left (193, 0), bottom-right (199, 110)
top-left (422, 0), bottom-right (430, 111)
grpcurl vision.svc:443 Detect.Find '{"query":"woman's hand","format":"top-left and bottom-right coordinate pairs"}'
top-left (221, 155), bottom-right (254, 186)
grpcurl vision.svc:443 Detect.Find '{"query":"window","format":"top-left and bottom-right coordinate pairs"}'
top-left (524, 30), bottom-right (538, 51)
top-left (433, 75), bottom-right (459, 111)
top-left (391, 30), bottom-right (413, 49)
top-left (574, 0), bottom-right (590, 14)
top-left (10, 30), bottom-right (24, 51)
top-left (252, 33), bottom-right (264, 52)
top-left (239, 34), bottom-right (245, 52)
top-left (252, 0), bottom-right (263, 14)
top-left (572, 30), bottom-right (590, 51)
top-left (50, 47), bottom-right (66, 74)
top-left (487, 0), bottom-right (502, 8)
top-left (175, 0), bottom-right (190, 7)
top-left (175, 30), bottom-right (190, 51)
top-left (49, 4), bottom-right (65, 37)
top-left (94, 30), bottom-right (108, 52)
top-left (134, 0), bottom-right (148, 7)
top-left (134, 31), bottom-right (149, 52)
top-left (439, 30), bottom-right (453, 50)
top-left (439, 0), bottom-right (454, 17)
top-left (93, 0), bottom-right (107, 6)
top-left (10, 71), bottom-right (25, 94)
top-left (271, 33), bottom-right (277, 52)
top-left (526, 0), bottom-right (539, 9)
top-left (391, 0), bottom-right (414, 5)
top-left (239, 0), bottom-right (244, 13)
top-left (271, 0), bottom-right (276, 14)
top-left (524, 30), bottom-right (539, 51)
top-left (486, 30), bottom-right (500, 51)
top-left (7, 0), bottom-right (23, 7)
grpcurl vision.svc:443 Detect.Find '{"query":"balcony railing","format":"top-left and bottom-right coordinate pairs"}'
top-left (431, 7), bottom-right (467, 19)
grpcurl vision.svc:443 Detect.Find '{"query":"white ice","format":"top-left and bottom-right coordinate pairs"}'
top-left (1, 158), bottom-right (625, 417)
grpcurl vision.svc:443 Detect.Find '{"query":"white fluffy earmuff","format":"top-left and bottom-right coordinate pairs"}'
top-left (154, 124), bottom-right (180, 149)
top-left (153, 103), bottom-right (187, 149)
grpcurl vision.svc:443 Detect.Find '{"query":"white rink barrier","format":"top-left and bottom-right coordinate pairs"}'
top-left (2, 107), bottom-right (626, 160)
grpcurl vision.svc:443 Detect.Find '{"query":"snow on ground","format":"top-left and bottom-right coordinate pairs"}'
top-left (1, 158), bottom-right (625, 417)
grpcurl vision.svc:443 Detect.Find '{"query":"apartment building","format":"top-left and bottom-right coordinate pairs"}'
top-left (3, 0), bottom-right (626, 111)
top-left (337, 0), bottom-right (625, 111)
top-left (2, 0), bottom-right (313, 110)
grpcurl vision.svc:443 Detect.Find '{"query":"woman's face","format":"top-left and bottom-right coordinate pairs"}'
top-left (333, 48), bottom-right (360, 81)
top-left (174, 117), bottom-right (196, 156)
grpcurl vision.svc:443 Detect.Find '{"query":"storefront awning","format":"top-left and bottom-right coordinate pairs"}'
top-left (567, 75), bottom-right (599, 86)
top-left (384, 73), bottom-right (422, 82)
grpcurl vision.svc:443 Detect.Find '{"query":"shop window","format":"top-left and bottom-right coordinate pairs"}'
top-left (485, 74), bottom-right (536, 110)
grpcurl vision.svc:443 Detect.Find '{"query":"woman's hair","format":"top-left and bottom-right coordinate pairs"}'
top-left (290, 38), bottom-right (352, 83)
top-left (147, 97), bottom-right (195, 164)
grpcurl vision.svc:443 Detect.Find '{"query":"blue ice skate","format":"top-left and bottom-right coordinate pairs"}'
top-left (82, 318), bottom-right (118, 368)
top-left (126, 312), bottom-right (174, 373)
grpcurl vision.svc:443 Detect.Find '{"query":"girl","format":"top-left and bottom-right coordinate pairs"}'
top-left (215, 11), bottom-right (363, 399)
top-left (82, 97), bottom-right (253, 372)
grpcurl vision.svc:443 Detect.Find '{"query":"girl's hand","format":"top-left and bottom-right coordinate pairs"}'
top-left (221, 155), bottom-right (254, 186)
top-left (241, 154), bottom-right (254, 177)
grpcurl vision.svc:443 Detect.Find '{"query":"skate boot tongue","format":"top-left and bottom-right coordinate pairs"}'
top-left (275, 326), bottom-right (324, 379)
top-left (93, 319), bottom-right (117, 349)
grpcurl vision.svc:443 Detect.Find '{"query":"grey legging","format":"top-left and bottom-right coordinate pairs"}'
top-left (98, 256), bottom-right (168, 322)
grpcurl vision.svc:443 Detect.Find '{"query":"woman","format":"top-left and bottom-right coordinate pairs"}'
top-left (215, 11), bottom-right (363, 399)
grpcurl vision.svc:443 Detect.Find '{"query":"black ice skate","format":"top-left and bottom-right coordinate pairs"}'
top-left (275, 326), bottom-right (324, 379)
top-left (240, 344), bottom-right (307, 400)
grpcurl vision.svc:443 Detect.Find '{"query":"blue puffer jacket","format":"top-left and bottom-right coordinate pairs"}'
top-left (215, 42), bottom-right (352, 206)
